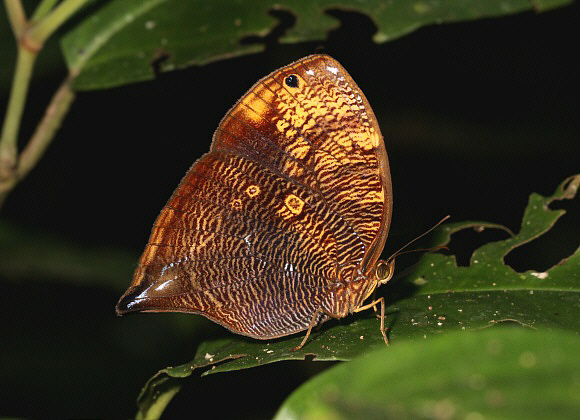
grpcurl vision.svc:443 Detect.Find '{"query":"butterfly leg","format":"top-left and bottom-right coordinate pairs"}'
top-left (354, 297), bottom-right (388, 346)
top-left (370, 290), bottom-right (379, 315)
top-left (291, 307), bottom-right (337, 352)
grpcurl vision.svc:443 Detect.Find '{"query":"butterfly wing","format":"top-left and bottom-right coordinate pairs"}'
top-left (116, 55), bottom-right (391, 339)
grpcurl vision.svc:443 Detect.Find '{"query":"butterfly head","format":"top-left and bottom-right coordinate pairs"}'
top-left (374, 258), bottom-right (396, 287)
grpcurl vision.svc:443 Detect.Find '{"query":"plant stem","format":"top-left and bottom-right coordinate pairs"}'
top-left (0, 0), bottom-right (90, 209)
top-left (19, 77), bottom-right (76, 181)
top-left (26, 0), bottom-right (90, 50)
top-left (1, 0), bottom-right (90, 156)
top-left (3, 0), bottom-right (26, 36)
top-left (0, 47), bottom-right (37, 180)
top-left (0, 75), bottom-right (75, 208)
top-left (31, 0), bottom-right (61, 22)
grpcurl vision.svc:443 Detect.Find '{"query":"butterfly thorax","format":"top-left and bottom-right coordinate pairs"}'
top-left (327, 261), bottom-right (376, 317)
top-left (330, 256), bottom-right (396, 318)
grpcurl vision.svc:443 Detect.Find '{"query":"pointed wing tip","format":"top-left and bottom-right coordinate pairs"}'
top-left (115, 284), bottom-right (149, 316)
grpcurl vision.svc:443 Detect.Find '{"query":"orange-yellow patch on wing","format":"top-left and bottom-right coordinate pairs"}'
top-left (277, 194), bottom-right (305, 219)
top-left (335, 132), bottom-right (354, 151)
top-left (288, 137), bottom-right (311, 160)
top-left (276, 119), bottom-right (290, 133)
top-left (360, 188), bottom-right (384, 204)
top-left (230, 198), bottom-right (243, 210)
top-left (238, 87), bottom-right (272, 124)
top-left (352, 130), bottom-right (379, 151)
top-left (285, 194), bottom-right (304, 215)
top-left (245, 185), bottom-right (261, 198)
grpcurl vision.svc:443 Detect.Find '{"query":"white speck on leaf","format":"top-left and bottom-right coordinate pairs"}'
top-left (414, 277), bottom-right (427, 285)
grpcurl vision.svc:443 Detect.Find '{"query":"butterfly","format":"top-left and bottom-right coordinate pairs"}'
top-left (116, 54), bottom-right (394, 350)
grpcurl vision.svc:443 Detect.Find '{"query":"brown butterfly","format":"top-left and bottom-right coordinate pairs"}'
top-left (116, 54), bottom-right (394, 350)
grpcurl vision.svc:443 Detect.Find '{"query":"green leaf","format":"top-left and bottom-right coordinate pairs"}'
top-left (60, 0), bottom-right (574, 90)
top-left (135, 174), bottom-right (579, 418)
top-left (275, 328), bottom-right (580, 419)
top-left (411, 174), bottom-right (580, 296)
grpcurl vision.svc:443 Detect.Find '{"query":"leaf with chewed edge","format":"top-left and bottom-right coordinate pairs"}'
top-left (134, 174), bottom-right (580, 419)
top-left (60, 0), bottom-right (574, 90)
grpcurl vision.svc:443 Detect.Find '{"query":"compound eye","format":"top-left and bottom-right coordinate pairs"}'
top-left (375, 260), bottom-right (395, 284)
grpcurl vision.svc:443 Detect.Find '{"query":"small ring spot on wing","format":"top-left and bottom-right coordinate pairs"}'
top-left (285, 194), bottom-right (304, 215)
top-left (230, 198), bottom-right (243, 210)
top-left (245, 185), bottom-right (261, 198)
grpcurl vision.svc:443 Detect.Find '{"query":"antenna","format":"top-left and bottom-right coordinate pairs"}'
top-left (387, 215), bottom-right (450, 261)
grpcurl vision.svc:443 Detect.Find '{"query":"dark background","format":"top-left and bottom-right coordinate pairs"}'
top-left (1, 3), bottom-right (578, 418)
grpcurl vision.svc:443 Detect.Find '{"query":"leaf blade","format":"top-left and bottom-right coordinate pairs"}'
top-left (60, 0), bottom-right (574, 90)
top-left (275, 328), bottom-right (580, 419)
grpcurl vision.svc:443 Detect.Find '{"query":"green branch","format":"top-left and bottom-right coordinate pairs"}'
top-left (0, 0), bottom-right (90, 208)
top-left (27, 0), bottom-right (90, 50)
top-left (31, 0), bottom-right (61, 22)
top-left (0, 48), bottom-right (36, 180)
top-left (3, 0), bottom-right (26, 36)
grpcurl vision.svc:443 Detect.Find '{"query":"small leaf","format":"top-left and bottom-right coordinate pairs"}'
top-left (275, 328), bottom-right (580, 419)
top-left (408, 174), bottom-right (580, 296)
top-left (60, 0), bottom-right (574, 90)
top-left (135, 339), bottom-right (245, 419)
